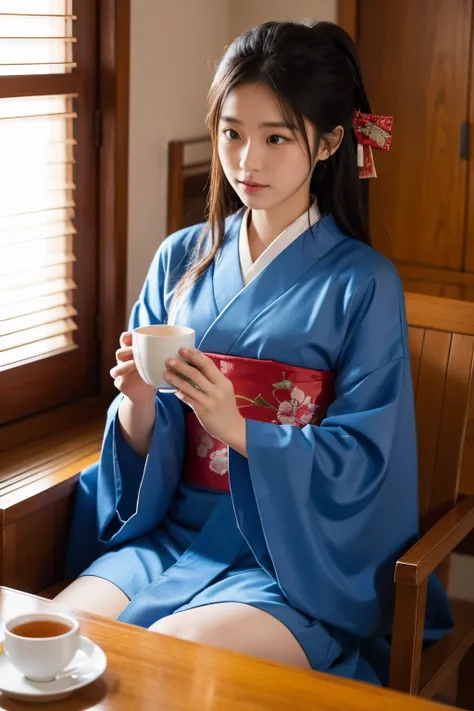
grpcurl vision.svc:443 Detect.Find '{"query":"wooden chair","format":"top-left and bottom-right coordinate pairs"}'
top-left (390, 292), bottom-right (474, 708)
top-left (167, 136), bottom-right (211, 234)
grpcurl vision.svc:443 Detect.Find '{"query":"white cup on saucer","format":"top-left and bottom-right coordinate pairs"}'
top-left (4, 612), bottom-right (80, 682)
top-left (132, 324), bottom-right (196, 392)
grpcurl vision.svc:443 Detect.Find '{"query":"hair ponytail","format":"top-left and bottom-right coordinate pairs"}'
top-left (308, 22), bottom-right (372, 244)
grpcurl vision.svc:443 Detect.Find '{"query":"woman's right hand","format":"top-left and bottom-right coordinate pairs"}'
top-left (110, 332), bottom-right (156, 404)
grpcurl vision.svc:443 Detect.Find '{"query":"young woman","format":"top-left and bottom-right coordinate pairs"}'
top-left (58, 20), bottom-right (451, 685)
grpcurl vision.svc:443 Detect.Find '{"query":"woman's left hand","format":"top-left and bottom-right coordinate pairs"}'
top-left (163, 348), bottom-right (247, 457)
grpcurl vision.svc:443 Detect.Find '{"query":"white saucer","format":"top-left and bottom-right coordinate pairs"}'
top-left (0, 635), bottom-right (107, 703)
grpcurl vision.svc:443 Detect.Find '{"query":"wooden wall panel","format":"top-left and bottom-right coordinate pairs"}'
top-left (402, 282), bottom-right (463, 301)
top-left (463, 4), bottom-right (474, 276)
top-left (1, 494), bottom-right (76, 594)
top-left (337, 0), bottom-right (358, 38)
top-left (358, 0), bottom-right (472, 272)
top-left (357, 0), bottom-right (474, 502)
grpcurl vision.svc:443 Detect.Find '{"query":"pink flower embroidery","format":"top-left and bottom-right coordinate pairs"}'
top-left (209, 448), bottom-right (228, 475)
top-left (275, 386), bottom-right (317, 426)
top-left (196, 429), bottom-right (213, 458)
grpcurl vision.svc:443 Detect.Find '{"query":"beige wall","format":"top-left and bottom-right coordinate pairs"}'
top-left (126, 0), bottom-right (229, 313)
top-left (229, 0), bottom-right (336, 39)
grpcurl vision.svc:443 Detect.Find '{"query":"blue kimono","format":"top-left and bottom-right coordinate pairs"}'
top-left (67, 212), bottom-right (452, 685)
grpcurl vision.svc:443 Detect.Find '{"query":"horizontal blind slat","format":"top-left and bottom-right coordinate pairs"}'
top-left (0, 223), bottom-right (76, 246)
top-left (1, 235), bottom-right (74, 271)
top-left (0, 201), bottom-right (76, 220)
top-left (0, 14), bottom-right (76, 19)
top-left (0, 276), bottom-right (76, 303)
top-left (0, 252), bottom-right (76, 276)
top-left (0, 316), bottom-right (77, 352)
top-left (1, 209), bottom-right (74, 231)
top-left (0, 289), bottom-right (72, 320)
top-left (0, 336), bottom-right (76, 370)
top-left (0, 63), bottom-right (76, 76)
top-left (0, 304), bottom-right (77, 337)
top-left (0, 110), bottom-right (77, 120)
top-left (0, 37), bottom-right (76, 41)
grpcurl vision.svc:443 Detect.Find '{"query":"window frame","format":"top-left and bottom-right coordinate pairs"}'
top-left (1, 0), bottom-right (130, 449)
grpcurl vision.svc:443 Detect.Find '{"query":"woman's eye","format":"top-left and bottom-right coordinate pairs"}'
top-left (223, 128), bottom-right (240, 140)
top-left (267, 134), bottom-right (288, 145)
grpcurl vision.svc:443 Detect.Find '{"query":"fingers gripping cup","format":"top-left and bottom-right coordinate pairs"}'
top-left (132, 325), bottom-right (196, 392)
top-left (4, 613), bottom-right (80, 682)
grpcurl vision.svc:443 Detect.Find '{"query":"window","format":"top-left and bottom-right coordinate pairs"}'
top-left (0, 1), bottom-right (99, 425)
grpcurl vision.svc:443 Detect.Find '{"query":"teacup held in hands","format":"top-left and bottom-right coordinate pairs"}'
top-left (132, 324), bottom-right (195, 391)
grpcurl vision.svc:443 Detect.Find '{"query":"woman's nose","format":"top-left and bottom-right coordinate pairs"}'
top-left (239, 140), bottom-right (263, 173)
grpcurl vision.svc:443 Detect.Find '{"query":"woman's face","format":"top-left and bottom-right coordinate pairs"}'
top-left (218, 82), bottom-right (318, 211)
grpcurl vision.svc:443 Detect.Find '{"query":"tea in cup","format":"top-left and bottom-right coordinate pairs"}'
top-left (132, 324), bottom-right (196, 391)
top-left (4, 612), bottom-right (80, 682)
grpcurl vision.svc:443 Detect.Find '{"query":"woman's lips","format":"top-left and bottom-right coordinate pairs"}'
top-left (238, 180), bottom-right (268, 193)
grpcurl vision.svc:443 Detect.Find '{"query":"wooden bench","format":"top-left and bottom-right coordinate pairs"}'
top-left (0, 420), bottom-right (103, 594)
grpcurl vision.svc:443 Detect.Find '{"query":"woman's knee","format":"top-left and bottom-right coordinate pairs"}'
top-left (54, 576), bottom-right (129, 619)
top-left (148, 604), bottom-right (311, 669)
top-left (148, 613), bottom-right (203, 643)
top-left (149, 604), bottom-right (261, 645)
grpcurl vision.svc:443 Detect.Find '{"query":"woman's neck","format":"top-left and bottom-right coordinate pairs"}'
top-left (247, 193), bottom-right (312, 249)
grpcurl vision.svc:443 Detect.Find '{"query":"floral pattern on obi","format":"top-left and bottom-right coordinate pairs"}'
top-left (235, 374), bottom-right (321, 428)
top-left (183, 354), bottom-right (335, 492)
top-left (276, 387), bottom-right (317, 425)
top-left (196, 428), bottom-right (229, 476)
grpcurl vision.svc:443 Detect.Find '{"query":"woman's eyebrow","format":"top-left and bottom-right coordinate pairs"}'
top-left (220, 115), bottom-right (295, 129)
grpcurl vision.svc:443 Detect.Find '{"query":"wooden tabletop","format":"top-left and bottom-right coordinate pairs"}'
top-left (0, 587), bottom-right (456, 711)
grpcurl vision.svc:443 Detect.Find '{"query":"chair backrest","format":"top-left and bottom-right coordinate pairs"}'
top-left (405, 293), bottom-right (474, 533)
top-left (167, 137), bottom-right (211, 235)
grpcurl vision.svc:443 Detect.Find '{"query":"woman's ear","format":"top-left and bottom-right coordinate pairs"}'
top-left (317, 126), bottom-right (345, 161)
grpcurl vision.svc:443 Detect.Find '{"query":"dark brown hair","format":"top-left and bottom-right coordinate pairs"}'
top-left (171, 20), bottom-right (371, 313)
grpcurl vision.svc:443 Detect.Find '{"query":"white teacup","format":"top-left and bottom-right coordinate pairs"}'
top-left (4, 612), bottom-right (80, 682)
top-left (132, 324), bottom-right (196, 391)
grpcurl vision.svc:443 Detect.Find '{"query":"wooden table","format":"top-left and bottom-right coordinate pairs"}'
top-left (0, 587), bottom-right (457, 710)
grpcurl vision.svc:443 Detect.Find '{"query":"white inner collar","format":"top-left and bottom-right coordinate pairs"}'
top-left (239, 201), bottom-right (320, 286)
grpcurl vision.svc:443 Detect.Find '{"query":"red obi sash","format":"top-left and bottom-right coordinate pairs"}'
top-left (182, 354), bottom-right (335, 493)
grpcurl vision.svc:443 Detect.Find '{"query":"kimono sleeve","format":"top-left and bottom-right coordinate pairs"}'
top-left (229, 265), bottom-right (451, 639)
top-left (67, 240), bottom-right (186, 575)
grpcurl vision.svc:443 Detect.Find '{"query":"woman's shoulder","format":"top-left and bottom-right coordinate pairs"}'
top-left (321, 220), bottom-right (409, 362)
top-left (155, 211), bottom-right (243, 267)
top-left (342, 243), bottom-right (407, 353)
top-left (322, 215), bottom-right (396, 273)
top-left (161, 221), bottom-right (207, 259)
top-left (320, 218), bottom-right (406, 343)
top-left (347, 242), bottom-right (401, 301)
top-left (143, 221), bottom-right (207, 281)
top-left (323, 216), bottom-right (401, 297)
